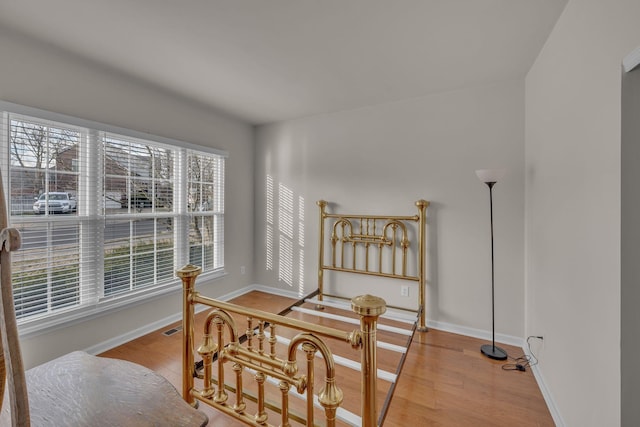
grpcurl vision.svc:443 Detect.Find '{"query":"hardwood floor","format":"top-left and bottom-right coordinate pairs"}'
top-left (99, 291), bottom-right (554, 426)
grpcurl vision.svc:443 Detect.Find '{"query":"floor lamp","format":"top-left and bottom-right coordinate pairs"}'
top-left (476, 169), bottom-right (507, 361)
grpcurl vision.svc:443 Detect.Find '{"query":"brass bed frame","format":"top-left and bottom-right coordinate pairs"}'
top-left (316, 200), bottom-right (429, 332)
top-left (181, 199), bottom-right (429, 426)
top-left (180, 266), bottom-right (386, 426)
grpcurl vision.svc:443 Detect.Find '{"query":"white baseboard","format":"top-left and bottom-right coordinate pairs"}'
top-left (86, 283), bottom-right (561, 427)
top-left (85, 284), bottom-right (258, 355)
top-left (246, 284), bottom-right (306, 300)
top-left (526, 348), bottom-right (565, 427)
top-left (426, 319), bottom-right (561, 425)
top-left (84, 312), bottom-right (186, 355)
top-left (426, 319), bottom-right (524, 348)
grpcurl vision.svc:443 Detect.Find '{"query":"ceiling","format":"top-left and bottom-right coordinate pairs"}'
top-left (0, 1), bottom-right (567, 125)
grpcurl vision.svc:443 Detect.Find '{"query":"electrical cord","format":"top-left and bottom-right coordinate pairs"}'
top-left (501, 335), bottom-right (543, 372)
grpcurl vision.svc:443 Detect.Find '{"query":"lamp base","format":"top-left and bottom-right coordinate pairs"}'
top-left (481, 344), bottom-right (508, 360)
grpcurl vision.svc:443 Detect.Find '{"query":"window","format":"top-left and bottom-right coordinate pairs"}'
top-left (187, 151), bottom-right (224, 271)
top-left (102, 134), bottom-right (177, 297)
top-left (0, 105), bottom-right (226, 329)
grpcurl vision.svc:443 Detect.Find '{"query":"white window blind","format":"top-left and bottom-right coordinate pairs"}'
top-left (0, 106), bottom-right (226, 328)
top-left (187, 151), bottom-right (224, 271)
top-left (102, 133), bottom-right (177, 298)
top-left (6, 115), bottom-right (91, 320)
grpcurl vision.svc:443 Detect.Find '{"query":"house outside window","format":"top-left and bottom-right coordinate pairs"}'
top-left (0, 105), bottom-right (226, 331)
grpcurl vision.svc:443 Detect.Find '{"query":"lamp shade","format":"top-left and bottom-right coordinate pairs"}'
top-left (475, 169), bottom-right (506, 184)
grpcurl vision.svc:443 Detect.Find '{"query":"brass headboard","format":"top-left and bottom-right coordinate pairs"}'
top-left (317, 200), bottom-right (429, 331)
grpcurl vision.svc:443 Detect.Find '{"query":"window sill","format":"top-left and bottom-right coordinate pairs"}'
top-left (18, 269), bottom-right (228, 340)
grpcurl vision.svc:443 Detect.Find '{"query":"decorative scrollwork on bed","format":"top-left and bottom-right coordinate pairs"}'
top-left (179, 264), bottom-right (387, 427)
top-left (317, 200), bottom-right (429, 331)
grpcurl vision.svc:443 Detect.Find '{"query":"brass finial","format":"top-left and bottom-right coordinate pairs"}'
top-left (415, 199), bottom-right (430, 209)
top-left (351, 294), bottom-right (386, 317)
top-left (176, 264), bottom-right (202, 278)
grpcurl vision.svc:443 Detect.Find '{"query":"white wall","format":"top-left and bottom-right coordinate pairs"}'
top-left (255, 79), bottom-right (525, 338)
top-left (525, 1), bottom-right (640, 425)
top-left (0, 26), bottom-right (255, 368)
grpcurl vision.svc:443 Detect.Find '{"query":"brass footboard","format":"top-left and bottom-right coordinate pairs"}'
top-left (178, 265), bottom-right (386, 427)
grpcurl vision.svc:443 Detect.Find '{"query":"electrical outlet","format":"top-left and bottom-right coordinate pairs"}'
top-left (240, 266), bottom-right (246, 275)
top-left (401, 285), bottom-right (409, 297)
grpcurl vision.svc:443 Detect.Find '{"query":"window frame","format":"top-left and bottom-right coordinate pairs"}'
top-left (0, 101), bottom-right (228, 338)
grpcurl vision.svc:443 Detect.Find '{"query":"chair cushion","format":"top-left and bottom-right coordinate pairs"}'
top-left (1, 351), bottom-right (208, 426)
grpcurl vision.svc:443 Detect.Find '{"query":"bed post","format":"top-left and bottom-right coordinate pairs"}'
top-left (352, 294), bottom-right (386, 427)
top-left (178, 264), bottom-right (202, 407)
top-left (317, 200), bottom-right (328, 307)
top-left (416, 199), bottom-right (429, 332)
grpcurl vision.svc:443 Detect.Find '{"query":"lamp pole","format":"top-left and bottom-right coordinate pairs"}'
top-left (476, 169), bottom-right (507, 361)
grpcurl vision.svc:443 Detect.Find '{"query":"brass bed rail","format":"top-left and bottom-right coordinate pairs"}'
top-left (317, 200), bottom-right (429, 331)
top-left (178, 264), bottom-right (387, 427)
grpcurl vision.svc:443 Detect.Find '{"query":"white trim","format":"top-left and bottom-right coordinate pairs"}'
top-left (19, 270), bottom-right (228, 339)
top-left (0, 100), bottom-right (228, 157)
top-left (428, 319), bottom-right (562, 425)
top-left (81, 284), bottom-right (525, 355)
top-left (623, 46), bottom-right (640, 73)
top-left (81, 279), bottom-right (243, 355)
top-left (6, 102), bottom-right (228, 335)
top-left (247, 283), bottom-right (306, 300)
top-left (80, 284), bottom-right (560, 426)
top-left (201, 282), bottom-right (258, 302)
top-left (84, 306), bottom-right (198, 356)
top-left (525, 346), bottom-right (566, 427)
top-left (426, 318), bottom-right (524, 348)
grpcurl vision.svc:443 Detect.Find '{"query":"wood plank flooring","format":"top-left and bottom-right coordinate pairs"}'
top-left (99, 291), bottom-right (554, 426)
